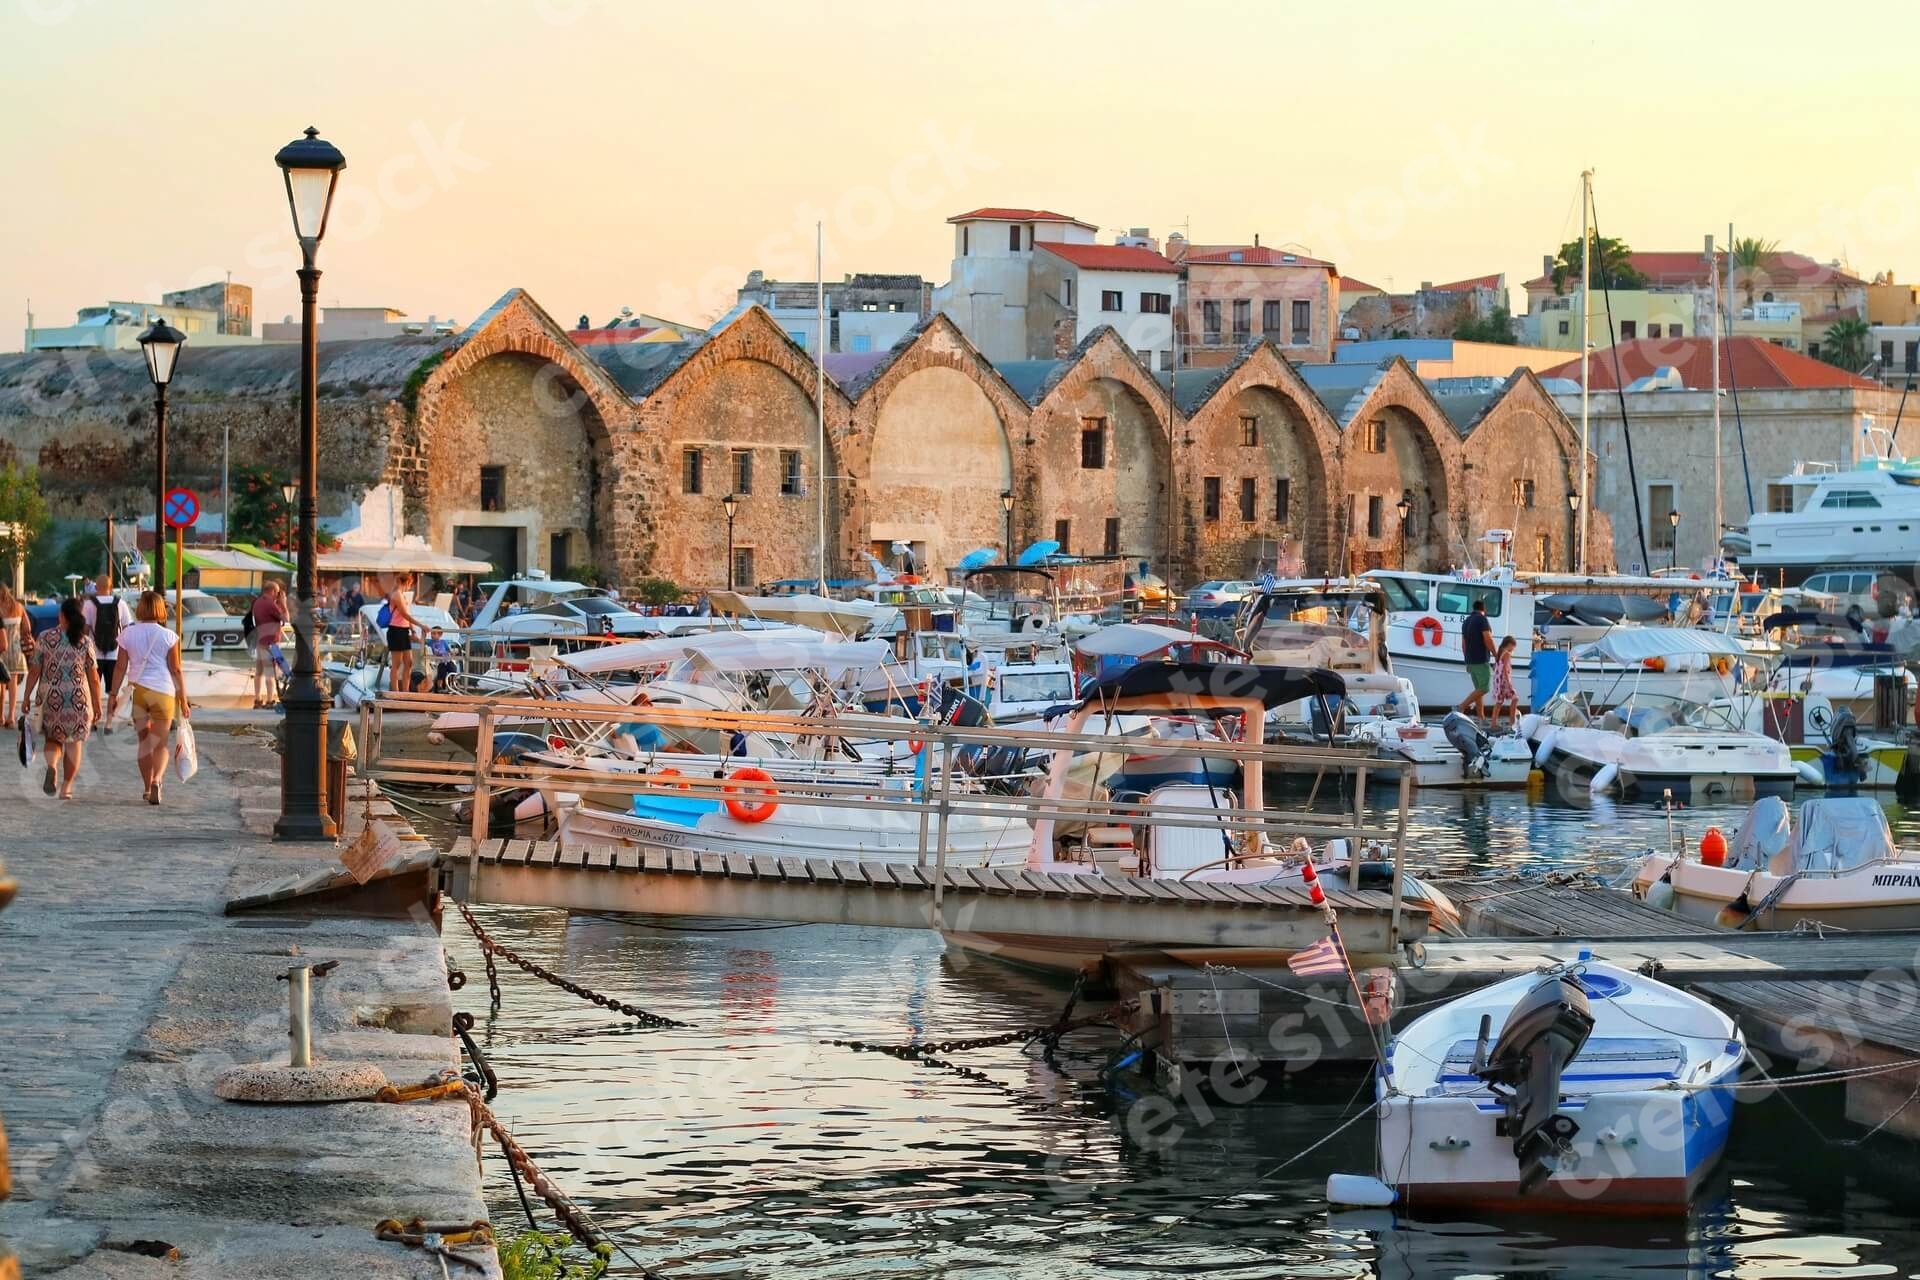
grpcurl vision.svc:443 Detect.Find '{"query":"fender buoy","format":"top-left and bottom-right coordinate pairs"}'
top-left (723, 767), bottom-right (779, 823)
top-left (1412, 616), bottom-right (1444, 648)
top-left (1700, 827), bottom-right (1728, 867)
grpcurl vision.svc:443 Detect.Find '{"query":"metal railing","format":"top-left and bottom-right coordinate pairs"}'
top-left (359, 689), bottom-right (1419, 946)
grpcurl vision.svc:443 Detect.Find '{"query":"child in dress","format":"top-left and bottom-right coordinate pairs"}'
top-left (1490, 635), bottom-right (1518, 729)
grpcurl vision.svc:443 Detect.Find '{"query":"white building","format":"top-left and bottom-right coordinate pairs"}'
top-left (26, 281), bottom-right (257, 353)
top-left (1031, 237), bottom-right (1178, 368)
top-left (931, 207), bottom-right (1100, 362)
top-left (735, 272), bottom-right (929, 355)
top-left (260, 306), bottom-right (458, 343)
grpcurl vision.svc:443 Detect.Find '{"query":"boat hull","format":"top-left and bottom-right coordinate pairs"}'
top-left (1636, 854), bottom-right (1920, 930)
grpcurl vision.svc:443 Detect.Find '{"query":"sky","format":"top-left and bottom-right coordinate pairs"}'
top-left (5, 0), bottom-right (1920, 346)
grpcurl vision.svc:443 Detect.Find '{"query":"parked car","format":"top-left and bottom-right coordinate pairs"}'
top-left (1183, 580), bottom-right (1255, 614)
top-left (1799, 570), bottom-right (1912, 617)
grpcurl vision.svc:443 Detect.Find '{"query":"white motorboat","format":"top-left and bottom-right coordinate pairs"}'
top-left (1520, 699), bottom-right (1797, 802)
top-left (1631, 795), bottom-right (1920, 930)
top-left (1341, 957), bottom-right (1745, 1212)
top-left (1724, 432), bottom-right (1920, 583)
top-left (1236, 579), bottom-right (1421, 731)
top-left (1355, 714), bottom-right (1533, 789)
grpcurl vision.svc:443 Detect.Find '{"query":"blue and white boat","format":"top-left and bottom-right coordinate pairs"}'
top-left (1347, 958), bottom-right (1745, 1213)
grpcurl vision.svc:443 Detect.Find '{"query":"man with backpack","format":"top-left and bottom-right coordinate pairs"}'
top-left (82, 575), bottom-right (134, 725)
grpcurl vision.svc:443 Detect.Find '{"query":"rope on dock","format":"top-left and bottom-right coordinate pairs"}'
top-left (454, 900), bottom-right (689, 1029)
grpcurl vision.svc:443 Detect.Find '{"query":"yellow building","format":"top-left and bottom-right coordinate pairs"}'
top-left (1867, 274), bottom-right (1920, 326)
top-left (1526, 289), bottom-right (1695, 351)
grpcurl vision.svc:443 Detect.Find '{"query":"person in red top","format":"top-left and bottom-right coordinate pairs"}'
top-left (249, 581), bottom-right (290, 710)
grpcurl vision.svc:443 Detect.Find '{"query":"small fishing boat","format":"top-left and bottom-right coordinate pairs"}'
top-left (1339, 957), bottom-right (1745, 1212)
top-left (1631, 795), bottom-right (1920, 930)
top-left (1520, 698), bottom-right (1797, 802)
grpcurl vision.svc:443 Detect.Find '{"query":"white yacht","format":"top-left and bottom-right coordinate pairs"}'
top-left (1724, 432), bottom-right (1920, 584)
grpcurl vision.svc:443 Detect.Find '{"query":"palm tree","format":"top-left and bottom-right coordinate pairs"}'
top-left (1820, 316), bottom-right (1872, 374)
top-left (1731, 237), bottom-right (1779, 308)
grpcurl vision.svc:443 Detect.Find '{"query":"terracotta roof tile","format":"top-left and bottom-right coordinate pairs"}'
top-left (1525, 251), bottom-right (1866, 292)
top-left (1182, 245), bottom-right (1336, 270)
top-left (1034, 242), bottom-right (1177, 273)
top-left (1537, 336), bottom-right (1878, 391)
top-left (946, 207), bottom-right (1093, 228)
top-left (1428, 273), bottom-right (1503, 293)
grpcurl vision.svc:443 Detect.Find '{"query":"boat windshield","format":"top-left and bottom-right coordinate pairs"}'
top-left (1246, 592), bottom-right (1380, 671)
top-left (996, 669), bottom-right (1077, 705)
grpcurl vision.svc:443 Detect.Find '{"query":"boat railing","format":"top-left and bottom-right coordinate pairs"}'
top-left (360, 688), bottom-right (1421, 948)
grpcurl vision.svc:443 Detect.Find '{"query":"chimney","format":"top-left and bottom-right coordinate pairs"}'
top-left (1543, 254), bottom-right (1554, 277)
top-left (1254, 233), bottom-right (1260, 247)
top-left (1420, 282), bottom-right (1432, 291)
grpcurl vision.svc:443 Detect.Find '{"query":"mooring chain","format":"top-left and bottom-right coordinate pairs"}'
top-left (454, 900), bottom-right (688, 1029)
top-left (826, 1000), bottom-right (1139, 1061)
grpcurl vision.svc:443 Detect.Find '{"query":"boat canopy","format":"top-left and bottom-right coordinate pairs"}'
top-left (1576, 628), bottom-right (1747, 663)
top-left (320, 545), bottom-right (495, 575)
top-left (1731, 795), bottom-right (1898, 874)
top-left (559, 627), bottom-right (887, 676)
top-left (1077, 661), bottom-right (1344, 711)
top-left (1073, 622), bottom-right (1199, 657)
top-left (709, 590), bottom-right (895, 637)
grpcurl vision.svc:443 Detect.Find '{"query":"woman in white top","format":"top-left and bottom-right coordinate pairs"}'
top-left (108, 589), bottom-right (191, 805)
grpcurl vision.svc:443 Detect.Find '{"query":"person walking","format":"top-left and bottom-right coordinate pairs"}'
top-left (380, 572), bottom-right (424, 696)
top-left (82, 575), bottom-right (133, 718)
top-left (1455, 597), bottom-right (1495, 720)
top-left (109, 590), bottom-right (191, 805)
top-left (249, 581), bottom-right (290, 709)
top-left (0, 584), bottom-right (28, 730)
top-left (20, 598), bottom-right (103, 800)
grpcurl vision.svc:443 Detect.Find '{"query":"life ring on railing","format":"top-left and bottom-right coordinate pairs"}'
top-left (907, 736), bottom-right (927, 755)
top-left (723, 767), bottom-right (779, 823)
top-left (1412, 616), bottom-right (1444, 647)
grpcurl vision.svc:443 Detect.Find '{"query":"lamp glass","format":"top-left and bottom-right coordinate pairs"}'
top-left (1669, 509), bottom-right (1681, 526)
top-left (137, 319), bottom-right (186, 387)
top-left (281, 483), bottom-right (298, 503)
top-left (274, 127), bottom-right (347, 244)
top-left (1000, 490), bottom-right (1014, 512)
top-left (722, 494), bottom-right (739, 520)
top-left (1568, 492), bottom-right (1581, 512)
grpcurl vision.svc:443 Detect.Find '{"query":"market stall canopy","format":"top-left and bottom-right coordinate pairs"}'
top-left (319, 545), bottom-right (495, 575)
top-left (145, 544), bottom-right (294, 588)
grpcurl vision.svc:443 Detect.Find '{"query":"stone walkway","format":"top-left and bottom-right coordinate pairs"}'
top-left (0, 722), bottom-right (495, 1278)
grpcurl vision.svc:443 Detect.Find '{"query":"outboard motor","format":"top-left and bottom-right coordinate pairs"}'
top-left (1830, 707), bottom-right (1869, 781)
top-left (1474, 973), bottom-right (1596, 1195)
top-left (1442, 711), bottom-right (1493, 779)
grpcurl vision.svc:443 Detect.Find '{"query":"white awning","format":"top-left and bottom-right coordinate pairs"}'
top-left (321, 545), bottom-right (495, 575)
top-left (1577, 627), bottom-right (1749, 662)
top-left (709, 590), bottom-right (892, 637)
top-left (1073, 622), bottom-right (1197, 658)
top-left (559, 628), bottom-right (888, 677)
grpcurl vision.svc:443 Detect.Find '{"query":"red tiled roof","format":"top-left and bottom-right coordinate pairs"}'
top-left (1182, 245), bottom-right (1336, 270)
top-left (1525, 251), bottom-right (1866, 292)
top-left (947, 207), bottom-right (1094, 228)
top-left (1537, 336), bottom-right (1879, 391)
top-left (1340, 275), bottom-right (1387, 295)
top-left (1429, 272), bottom-right (1503, 293)
top-left (1035, 242), bottom-right (1177, 273)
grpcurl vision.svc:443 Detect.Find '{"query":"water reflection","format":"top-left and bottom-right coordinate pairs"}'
top-left (443, 789), bottom-right (1917, 1277)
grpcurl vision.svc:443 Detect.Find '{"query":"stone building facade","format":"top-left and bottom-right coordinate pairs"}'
top-left (0, 286), bottom-right (1599, 593)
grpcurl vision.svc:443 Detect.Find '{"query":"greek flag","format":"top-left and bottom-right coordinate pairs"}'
top-left (1286, 932), bottom-right (1348, 977)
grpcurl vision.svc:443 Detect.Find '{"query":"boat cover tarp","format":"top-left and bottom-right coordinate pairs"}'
top-left (709, 590), bottom-right (894, 637)
top-left (563, 629), bottom-right (888, 677)
top-left (1794, 797), bottom-right (1897, 873)
top-left (1073, 622), bottom-right (1198, 658)
top-left (1578, 628), bottom-right (1747, 662)
top-left (1078, 661), bottom-right (1342, 711)
top-left (559, 626), bottom-right (821, 674)
top-left (1727, 795), bottom-right (1793, 873)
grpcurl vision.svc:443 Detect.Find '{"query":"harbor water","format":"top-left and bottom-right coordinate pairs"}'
top-left (440, 791), bottom-right (1920, 1278)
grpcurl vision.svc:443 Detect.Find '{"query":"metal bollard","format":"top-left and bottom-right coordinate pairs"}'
top-left (203, 633), bottom-right (214, 662)
top-left (278, 960), bottom-right (338, 1068)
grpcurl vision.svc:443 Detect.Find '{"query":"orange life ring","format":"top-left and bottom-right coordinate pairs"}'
top-left (1412, 616), bottom-right (1444, 647)
top-left (907, 737), bottom-right (927, 755)
top-left (723, 767), bottom-right (779, 823)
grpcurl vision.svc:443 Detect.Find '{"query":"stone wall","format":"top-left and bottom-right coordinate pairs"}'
top-left (1022, 333), bottom-right (1167, 565)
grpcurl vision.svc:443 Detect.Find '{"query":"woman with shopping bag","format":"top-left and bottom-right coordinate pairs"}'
top-left (20, 598), bottom-right (102, 800)
top-left (108, 590), bottom-right (192, 805)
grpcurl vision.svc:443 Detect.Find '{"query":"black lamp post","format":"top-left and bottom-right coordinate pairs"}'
top-left (273, 125), bottom-right (346, 842)
top-left (1000, 489), bottom-right (1015, 564)
top-left (280, 482), bottom-right (297, 554)
top-left (136, 317), bottom-right (186, 604)
top-left (1668, 507), bottom-right (1681, 571)
top-left (722, 493), bottom-right (740, 590)
top-left (1567, 490), bottom-right (1582, 573)
top-left (1394, 490), bottom-right (1412, 570)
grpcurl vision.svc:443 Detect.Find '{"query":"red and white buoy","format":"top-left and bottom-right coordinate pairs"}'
top-left (1301, 860), bottom-right (1326, 906)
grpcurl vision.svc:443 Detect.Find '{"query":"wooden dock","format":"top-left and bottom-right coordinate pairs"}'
top-left (1436, 874), bottom-right (1725, 938)
top-left (438, 838), bottom-right (1430, 953)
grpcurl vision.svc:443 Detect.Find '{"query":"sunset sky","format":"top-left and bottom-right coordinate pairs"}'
top-left (4, 0), bottom-right (1917, 345)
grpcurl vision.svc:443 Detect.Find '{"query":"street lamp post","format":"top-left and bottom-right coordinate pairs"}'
top-left (273, 125), bottom-right (347, 842)
top-left (722, 493), bottom-right (740, 590)
top-left (1668, 507), bottom-right (1681, 572)
top-left (280, 482), bottom-right (297, 554)
top-left (1000, 489), bottom-right (1015, 564)
top-left (137, 318), bottom-right (186, 607)
top-left (1567, 490), bottom-right (1581, 573)
top-left (1394, 490), bottom-right (1412, 571)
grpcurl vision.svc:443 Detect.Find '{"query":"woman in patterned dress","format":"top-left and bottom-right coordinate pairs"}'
top-left (0, 584), bottom-right (28, 730)
top-left (21, 598), bottom-right (102, 800)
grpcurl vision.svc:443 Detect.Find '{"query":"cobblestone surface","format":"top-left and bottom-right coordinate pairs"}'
top-left (0, 724), bottom-right (492, 1278)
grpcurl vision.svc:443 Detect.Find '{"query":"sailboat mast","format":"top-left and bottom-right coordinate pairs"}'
top-left (1578, 169), bottom-right (1592, 573)
top-left (1709, 233), bottom-right (1722, 564)
top-left (815, 220), bottom-right (827, 595)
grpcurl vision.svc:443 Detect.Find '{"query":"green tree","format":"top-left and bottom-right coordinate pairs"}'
top-left (0, 463), bottom-right (50, 589)
top-left (1454, 306), bottom-right (1517, 344)
top-left (28, 530), bottom-right (105, 597)
top-left (228, 465), bottom-right (296, 549)
top-left (1731, 236), bottom-right (1780, 307)
top-left (1819, 316), bottom-right (1873, 373)
top-left (1549, 236), bottom-right (1646, 294)
top-left (630, 577), bottom-right (684, 607)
